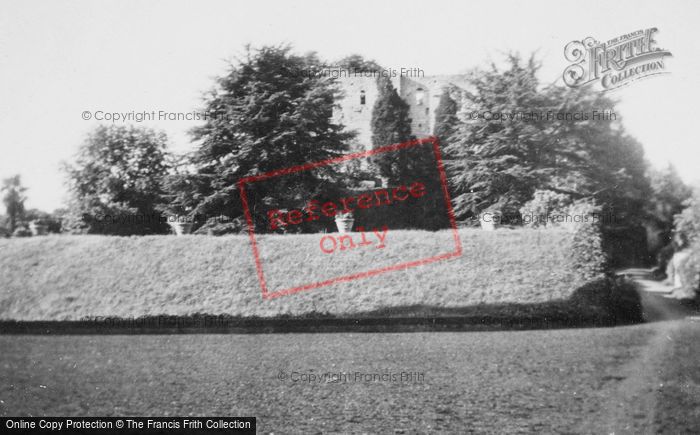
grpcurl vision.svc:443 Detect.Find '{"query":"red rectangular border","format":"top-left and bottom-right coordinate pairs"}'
top-left (237, 136), bottom-right (462, 300)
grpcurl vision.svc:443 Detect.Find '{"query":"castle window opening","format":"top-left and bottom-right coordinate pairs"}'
top-left (360, 90), bottom-right (366, 105)
top-left (415, 88), bottom-right (425, 105)
top-left (425, 108), bottom-right (429, 115)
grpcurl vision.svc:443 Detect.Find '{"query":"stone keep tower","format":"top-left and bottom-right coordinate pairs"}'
top-left (332, 74), bottom-right (470, 151)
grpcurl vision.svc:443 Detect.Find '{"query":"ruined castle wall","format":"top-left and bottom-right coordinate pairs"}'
top-left (332, 76), bottom-right (379, 151)
top-left (397, 76), bottom-right (433, 138)
top-left (401, 75), bottom-right (471, 137)
top-left (333, 74), bottom-right (471, 149)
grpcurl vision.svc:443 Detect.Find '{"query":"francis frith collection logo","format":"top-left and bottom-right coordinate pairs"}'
top-left (563, 27), bottom-right (672, 91)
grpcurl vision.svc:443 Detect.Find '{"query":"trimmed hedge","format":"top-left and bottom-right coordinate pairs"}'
top-left (570, 201), bottom-right (607, 281)
top-left (0, 226), bottom-right (639, 325)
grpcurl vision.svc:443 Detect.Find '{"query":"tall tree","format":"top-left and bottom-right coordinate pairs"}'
top-left (188, 45), bottom-right (354, 232)
top-left (647, 164), bottom-right (692, 243)
top-left (370, 75), bottom-right (412, 184)
top-left (445, 54), bottom-right (554, 220)
top-left (63, 125), bottom-right (171, 235)
top-left (369, 76), bottom-right (448, 229)
top-left (445, 53), bottom-right (650, 225)
top-left (545, 85), bottom-right (651, 226)
top-left (433, 88), bottom-right (459, 142)
top-left (1, 175), bottom-right (27, 232)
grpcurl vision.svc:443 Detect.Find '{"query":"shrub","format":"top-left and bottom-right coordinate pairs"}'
top-left (678, 242), bottom-right (700, 295)
top-left (665, 190), bottom-right (700, 293)
top-left (12, 227), bottom-right (32, 237)
top-left (569, 276), bottom-right (643, 324)
top-left (23, 209), bottom-right (63, 233)
top-left (519, 189), bottom-right (572, 228)
top-left (674, 191), bottom-right (700, 244)
top-left (569, 200), bottom-right (607, 280)
top-left (193, 216), bottom-right (248, 236)
top-left (63, 125), bottom-right (171, 236)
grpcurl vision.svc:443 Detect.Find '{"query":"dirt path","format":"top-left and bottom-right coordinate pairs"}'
top-left (590, 269), bottom-right (699, 434)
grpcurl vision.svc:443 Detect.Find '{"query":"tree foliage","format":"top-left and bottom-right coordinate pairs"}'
top-left (674, 188), bottom-right (700, 246)
top-left (547, 85), bottom-right (650, 227)
top-left (187, 45), bottom-right (354, 232)
top-left (445, 53), bottom-right (650, 226)
top-left (570, 200), bottom-right (607, 280)
top-left (518, 189), bottom-right (572, 228)
top-left (370, 75), bottom-right (412, 184)
top-left (445, 54), bottom-right (554, 219)
top-left (63, 125), bottom-right (171, 235)
top-left (433, 88), bottom-right (459, 142)
top-left (1, 175), bottom-right (27, 233)
top-left (647, 164), bottom-right (692, 244)
top-left (334, 54), bottom-right (382, 73)
top-left (24, 208), bottom-right (63, 233)
top-left (368, 76), bottom-right (450, 229)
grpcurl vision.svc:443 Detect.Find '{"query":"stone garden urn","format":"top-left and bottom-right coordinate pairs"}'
top-left (29, 221), bottom-right (49, 236)
top-left (334, 213), bottom-right (355, 233)
top-left (479, 211), bottom-right (499, 231)
top-left (166, 217), bottom-right (193, 236)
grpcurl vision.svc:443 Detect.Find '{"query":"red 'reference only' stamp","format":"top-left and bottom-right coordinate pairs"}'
top-left (237, 136), bottom-right (462, 299)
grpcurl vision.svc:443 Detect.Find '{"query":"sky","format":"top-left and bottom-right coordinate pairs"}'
top-left (1, 0), bottom-right (698, 211)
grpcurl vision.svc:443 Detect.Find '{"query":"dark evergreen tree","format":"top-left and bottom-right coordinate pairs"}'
top-left (445, 53), bottom-right (651, 228)
top-left (433, 88), bottom-right (459, 142)
top-left (369, 76), bottom-right (449, 229)
top-left (187, 45), bottom-right (354, 233)
top-left (445, 54), bottom-right (554, 221)
top-left (370, 75), bottom-right (412, 184)
top-left (546, 85), bottom-right (651, 228)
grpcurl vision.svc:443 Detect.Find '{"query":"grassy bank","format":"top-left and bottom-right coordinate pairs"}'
top-left (0, 229), bottom-right (640, 323)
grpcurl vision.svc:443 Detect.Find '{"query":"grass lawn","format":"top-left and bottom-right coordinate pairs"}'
top-left (0, 326), bottom-right (659, 433)
top-left (654, 321), bottom-right (700, 433)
